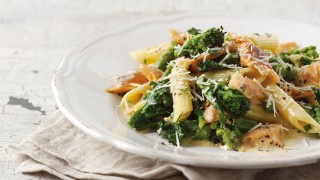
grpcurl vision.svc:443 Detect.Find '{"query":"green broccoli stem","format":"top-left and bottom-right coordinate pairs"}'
top-left (234, 117), bottom-right (257, 132)
top-left (187, 27), bottom-right (201, 35)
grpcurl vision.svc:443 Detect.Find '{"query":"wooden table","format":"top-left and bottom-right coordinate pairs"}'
top-left (1, 0), bottom-right (320, 179)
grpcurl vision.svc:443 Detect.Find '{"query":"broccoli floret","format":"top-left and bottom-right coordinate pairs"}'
top-left (208, 121), bottom-right (242, 150)
top-left (179, 26), bottom-right (226, 57)
top-left (300, 103), bottom-right (320, 123)
top-left (196, 75), bottom-right (250, 122)
top-left (193, 125), bottom-right (211, 140)
top-left (187, 27), bottom-right (201, 35)
top-left (196, 76), bottom-right (227, 124)
top-left (289, 46), bottom-right (319, 58)
top-left (279, 46), bottom-right (320, 67)
top-left (128, 80), bottom-right (173, 130)
top-left (155, 42), bottom-right (176, 71)
top-left (216, 128), bottom-right (238, 150)
top-left (216, 86), bottom-right (250, 118)
top-left (312, 87), bottom-right (320, 104)
top-left (157, 119), bottom-right (211, 145)
top-left (272, 64), bottom-right (297, 81)
top-left (166, 123), bottom-right (184, 145)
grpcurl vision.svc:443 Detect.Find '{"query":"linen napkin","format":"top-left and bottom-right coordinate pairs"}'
top-left (14, 111), bottom-right (320, 180)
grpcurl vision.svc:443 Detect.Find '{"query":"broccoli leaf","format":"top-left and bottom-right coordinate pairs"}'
top-left (166, 123), bottom-right (184, 145)
top-left (234, 118), bottom-right (257, 132)
top-left (187, 27), bottom-right (201, 35)
top-left (216, 86), bottom-right (250, 118)
top-left (128, 80), bottom-right (173, 130)
top-left (312, 87), bottom-right (320, 104)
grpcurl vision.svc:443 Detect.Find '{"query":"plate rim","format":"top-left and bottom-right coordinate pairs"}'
top-left (52, 12), bottom-right (320, 169)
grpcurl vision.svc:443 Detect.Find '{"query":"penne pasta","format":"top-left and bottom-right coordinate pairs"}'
top-left (244, 105), bottom-right (291, 128)
top-left (120, 82), bottom-right (151, 115)
top-left (170, 59), bottom-right (193, 122)
top-left (130, 42), bottom-right (171, 64)
top-left (247, 33), bottom-right (280, 54)
top-left (265, 84), bottom-right (320, 133)
top-left (107, 26), bottom-right (320, 151)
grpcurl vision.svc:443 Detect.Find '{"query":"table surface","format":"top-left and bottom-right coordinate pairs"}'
top-left (1, 0), bottom-right (320, 179)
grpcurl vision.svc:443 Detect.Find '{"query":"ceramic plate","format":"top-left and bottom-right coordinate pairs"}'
top-left (52, 13), bottom-right (320, 169)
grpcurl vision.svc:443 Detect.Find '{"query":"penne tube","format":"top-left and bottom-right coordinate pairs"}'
top-left (171, 59), bottom-right (193, 122)
top-left (130, 42), bottom-right (171, 64)
top-left (120, 82), bottom-right (151, 115)
top-left (244, 105), bottom-right (292, 128)
top-left (265, 84), bottom-right (320, 133)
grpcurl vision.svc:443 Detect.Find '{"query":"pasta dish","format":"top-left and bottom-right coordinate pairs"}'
top-left (106, 26), bottom-right (320, 151)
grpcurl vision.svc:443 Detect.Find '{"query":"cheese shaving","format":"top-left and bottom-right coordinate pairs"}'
top-left (129, 83), bottom-right (142, 87)
top-left (248, 122), bottom-right (262, 133)
top-left (260, 124), bottom-right (289, 132)
top-left (190, 88), bottom-right (204, 101)
top-left (203, 48), bottom-right (210, 62)
top-left (253, 78), bottom-right (278, 117)
top-left (218, 53), bottom-right (230, 64)
top-left (178, 39), bottom-right (189, 55)
top-left (277, 55), bottom-right (293, 68)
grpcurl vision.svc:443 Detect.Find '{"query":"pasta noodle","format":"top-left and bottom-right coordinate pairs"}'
top-left (107, 26), bottom-right (320, 151)
top-left (265, 83), bottom-right (320, 133)
top-left (120, 82), bottom-right (150, 114)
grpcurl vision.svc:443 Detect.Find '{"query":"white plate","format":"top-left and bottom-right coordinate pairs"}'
top-left (52, 13), bottom-right (320, 169)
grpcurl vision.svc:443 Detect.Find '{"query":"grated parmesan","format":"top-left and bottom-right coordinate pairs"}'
top-left (248, 122), bottom-right (263, 133)
top-left (253, 78), bottom-right (278, 117)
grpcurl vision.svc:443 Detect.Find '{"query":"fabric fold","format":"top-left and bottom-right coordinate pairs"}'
top-left (14, 110), bottom-right (320, 180)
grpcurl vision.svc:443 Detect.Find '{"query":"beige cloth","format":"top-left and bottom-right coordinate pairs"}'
top-left (14, 111), bottom-right (320, 180)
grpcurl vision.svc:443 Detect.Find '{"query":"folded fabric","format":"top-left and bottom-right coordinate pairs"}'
top-left (14, 111), bottom-right (320, 180)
